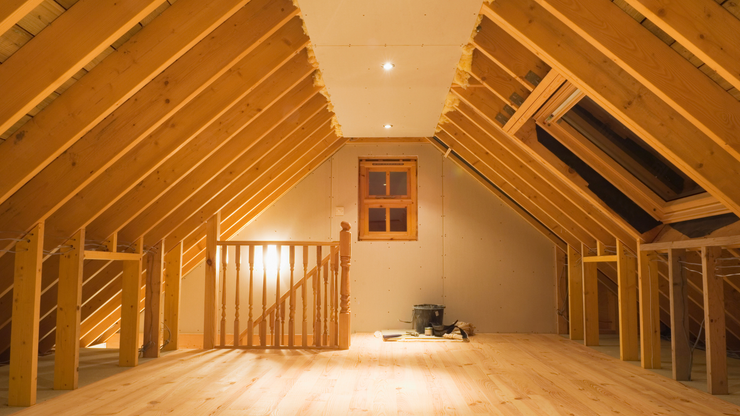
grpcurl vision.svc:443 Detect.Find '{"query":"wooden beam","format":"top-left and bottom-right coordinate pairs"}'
top-left (0, 0), bottom-right (254, 206)
top-left (702, 245), bottom-right (727, 395)
top-left (582, 242), bottom-right (599, 346)
top-left (0, 0), bottom-right (44, 37)
top-left (163, 242), bottom-right (182, 351)
top-left (204, 213), bottom-right (220, 350)
top-left (90, 62), bottom-right (319, 243)
top-left (617, 240), bottom-right (639, 361)
top-left (0, 0), bottom-right (300, 245)
top-left (8, 223), bottom-right (44, 407)
top-left (426, 137), bottom-right (567, 252)
top-left (481, 0), bottom-right (740, 218)
top-left (53, 228), bottom-right (84, 390)
top-left (44, 19), bottom-right (310, 252)
top-left (556, 246), bottom-right (568, 334)
top-left (623, 0), bottom-right (740, 92)
top-left (83, 251), bottom-right (141, 261)
top-left (568, 244), bottom-right (584, 340)
top-left (346, 137), bottom-right (428, 143)
top-left (668, 249), bottom-right (691, 381)
top-left (0, 0), bottom-right (163, 135)
top-left (120, 238), bottom-right (143, 367)
top-left (143, 240), bottom-right (163, 358)
top-left (642, 235), bottom-right (740, 252)
top-left (638, 248), bottom-right (661, 368)
top-left (469, 48), bottom-right (531, 110)
top-left (535, 0), bottom-right (740, 163)
top-left (504, 70), bottom-right (566, 134)
top-left (582, 255), bottom-right (618, 263)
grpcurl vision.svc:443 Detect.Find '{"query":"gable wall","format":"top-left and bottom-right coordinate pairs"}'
top-left (180, 142), bottom-right (556, 334)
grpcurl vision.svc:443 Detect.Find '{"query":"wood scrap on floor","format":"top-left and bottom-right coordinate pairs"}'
top-left (374, 329), bottom-right (467, 342)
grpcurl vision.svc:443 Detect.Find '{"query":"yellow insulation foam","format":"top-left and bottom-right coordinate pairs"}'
top-left (303, 29), bottom-right (343, 137)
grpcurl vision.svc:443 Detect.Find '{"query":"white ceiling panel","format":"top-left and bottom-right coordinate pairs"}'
top-left (299, 0), bottom-right (483, 137)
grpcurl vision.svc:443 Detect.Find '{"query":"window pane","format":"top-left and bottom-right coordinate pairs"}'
top-left (389, 208), bottom-right (407, 232)
top-left (389, 171), bottom-right (407, 196)
top-left (368, 172), bottom-right (386, 196)
top-left (368, 208), bottom-right (386, 231)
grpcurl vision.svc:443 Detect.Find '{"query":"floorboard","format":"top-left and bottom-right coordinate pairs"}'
top-left (2, 334), bottom-right (740, 415)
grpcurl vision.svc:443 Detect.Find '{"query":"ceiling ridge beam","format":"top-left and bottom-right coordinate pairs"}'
top-left (0, 1), bottom-right (301, 253)
top-left (535, 0), bottom-right (740, 163)
top-left (481, 0), bottom-right (740, 220)
top-left (0, 0), bottom-right (256, 207)
top-left (0, 0), bottom-right (164, 135)
top-left (42, 23), bottom-right (311, 252)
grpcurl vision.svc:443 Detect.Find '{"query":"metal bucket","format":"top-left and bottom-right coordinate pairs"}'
top-left (411, 304), bottom-right (445, 334)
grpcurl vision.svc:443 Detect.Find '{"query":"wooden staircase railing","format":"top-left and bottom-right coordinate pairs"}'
top-left (205, 221), bottom-right (352, 350)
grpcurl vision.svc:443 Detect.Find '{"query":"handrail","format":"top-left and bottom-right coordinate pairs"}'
top-left (218, 240), bottom-right (338, 246)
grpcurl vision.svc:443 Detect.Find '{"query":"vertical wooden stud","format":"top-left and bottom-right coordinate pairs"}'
top-left (288, 245), bottom-right (296, 347)
top-left (163, 242), bottom-right (182, 351)
top-left (638, 248), bottom-right (661, 368)
top-left (567, 245), bottom-right (584, 341)
top-left (669, 249), bottom-right (691, 381)
top-left (702, 246), bottom-right (727, 395)
top-left (234, 245), bottom-right (241, 347)
top-left (120, 238), bottom-right (143, 367)
top-left (260, 244), bottom-right (267, 347)
top-left (582, 243), bottom-right (599, 346)
top-left (54, 228), bottom-right (84, 390)
top-left (339, 222), bottom-right (352, 350)
top-left (247, 245), bottom-right (254, 347)
top-left (9, 223), bottom-right (44, 406)
top-left (204, 213), bottom-right (220, 350)
top-left (617, 240), bottom-right (639, 361)
top-left (302, 245), bottom-right (309, 347)
top-left (555, 247), bottom-right (568, 334)
top-left (143, 240), bottom-right (163, 358)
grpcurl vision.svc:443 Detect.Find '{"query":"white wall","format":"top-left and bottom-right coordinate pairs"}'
top-left (180, 142), bottom-right (557, 334)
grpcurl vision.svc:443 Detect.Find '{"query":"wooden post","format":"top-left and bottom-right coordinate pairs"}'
top-left (204, 213), bottom-right (220, 350)
top-left (234, 245), bottom-right (241, 347)
top-left (555, 247), bottom-right (568, 334)
top-left (260, 244), bottom-right (267, 347)
top-left (339, 222), bottom-right (352, 350)
top-left (617, 240), bottom-right (639, 361)
top-left (120, 238), bottom-right (143, 367)
top-left (702, 246), bottom-right (727, 395)
top-left (302, 245), bottom-right (309, 347)
top-left (9, 223), bottom-right (44, 406)
top-left (247, 245), bottom-right (254, 347)
top-left (582, 244), bottom-right (599, 346)
top-left (288, 245), bottom-right (296, 347)
top-left (163, 242), bottom-right (182, 351)
top-left (315, 245), bottom-right (322, 347)
top-left (668, 249), bottom-right (691, 381)
top-left (567, 244), bottom-right (583, 341)
top-left (638, 248), bottom-right (661, 369)
top-left (143, 240), bottom-right (163, 358)
top-left (220, 245), bottom-right (227, 347)
top-left (54, 228), bottom-right (84, 390)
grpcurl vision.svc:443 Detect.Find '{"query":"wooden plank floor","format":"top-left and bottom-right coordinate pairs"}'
top-left (6, 334), bottom-right (740, 415)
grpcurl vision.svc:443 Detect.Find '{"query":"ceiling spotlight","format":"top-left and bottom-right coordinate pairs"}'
top-left (382, 62), bottom-right (395, 70)
top-left (384, 124), bottom-right (393, 129)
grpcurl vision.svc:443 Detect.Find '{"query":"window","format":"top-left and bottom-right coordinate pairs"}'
top-left (359, 158), bottom-right (417, 240)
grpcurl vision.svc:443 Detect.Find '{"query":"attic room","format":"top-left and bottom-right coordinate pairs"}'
top-left (1, 0), bottom-right (740, 414)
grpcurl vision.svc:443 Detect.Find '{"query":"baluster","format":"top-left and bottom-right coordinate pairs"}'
top-left (302, 246), bottom-right (309, 347)
top-left (247, 245), bottom-right (254, 347)
top-left (339, 222), bottom-right (352, 350)
top-left (281, 300), bottom-right (286, 346)
top-left (274, 246), bottom-right (281, 347)
top-left (288, 246), bottom-right (296, 347)
top-left (315, 245), bottom-right (322, 347)
top-left (220, 245), bottom-right (227, 347)
top-left (269, 310), bottom-right (274, 347)
top-left (331, 248), bottom-right (339, 346)
top-left (234, 246), bottom-right (241, 347)
top-left (260, 244), bottom-right (267, 347)
top-left (323, 259), bottom-right (329, 345)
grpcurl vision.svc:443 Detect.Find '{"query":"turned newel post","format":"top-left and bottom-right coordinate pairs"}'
top-left (338, 221), bottom-right (352, 350)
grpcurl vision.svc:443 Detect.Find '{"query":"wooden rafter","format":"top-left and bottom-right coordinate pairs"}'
top-left (0, 0), bottom-right (44, 37)
top-left (0, 0), bottom-right (254, 206)
top-left (481, 0), bottom-right (740, 219)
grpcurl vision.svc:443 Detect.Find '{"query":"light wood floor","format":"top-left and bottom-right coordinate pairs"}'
top-left (6, 334), bottom-right (740, 415)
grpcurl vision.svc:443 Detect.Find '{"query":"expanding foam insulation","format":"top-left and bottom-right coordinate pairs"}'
top-left (181, 143), bottom-right (556, 334)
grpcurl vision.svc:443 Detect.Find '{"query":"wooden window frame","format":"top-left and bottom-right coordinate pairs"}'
top-left (358, 158), bottom-right (418, 241)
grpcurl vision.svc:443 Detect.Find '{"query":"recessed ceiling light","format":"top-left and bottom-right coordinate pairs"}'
top-left (384, 124), bottom-right (392, 129)
top-left (382, 62), bottom-right (395, 70)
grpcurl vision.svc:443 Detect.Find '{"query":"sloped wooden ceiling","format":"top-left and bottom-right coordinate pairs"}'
top-left (0, 0), bottom-right (739, 359)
